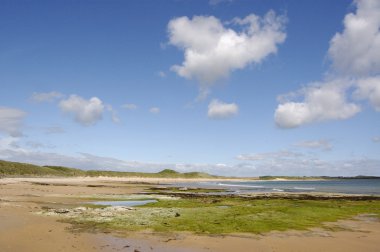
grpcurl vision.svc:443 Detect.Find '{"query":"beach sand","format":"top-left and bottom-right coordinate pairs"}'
top-left (1, 177), bottom-right (379, 252)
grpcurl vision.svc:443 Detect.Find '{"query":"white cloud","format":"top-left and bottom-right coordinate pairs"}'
top-left (208, 99), bottom-right (238, 119)
top-left (0, 107), bottom-right (27, 137)
top-left (328, 0), bottom-right (380, 76)
top-left (30, 91), bottom-right (63, 103)
top-left (0, 143), bottom-right (379, 176)
top-left (275, 0), bottom-right (380, 128)
top-left (295, 139), bottom-right (332, 151)
top-left (0, 137), bottom-right (20, 149)
top-left (106, 105), bottom-right (120, 124)
top-left (122, 103), bottom-right (138, 110)
top-left (235, 149), bottom-right (380, 176)
top-left (59, 95), bottom-right (105, 126)
top-left (275, 80), bottom-right (360, 128)
top-left (168, 11), bottom-right (286, 96)
top-left (149, 107), bottom-right (160, 114)
top-left (32, 92), bottom-right (120, 125)
top-left (354, 76), bottom-right (380, 111)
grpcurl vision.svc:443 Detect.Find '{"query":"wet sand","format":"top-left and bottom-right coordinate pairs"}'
top-left (1, 177), bottom-right (379, 252)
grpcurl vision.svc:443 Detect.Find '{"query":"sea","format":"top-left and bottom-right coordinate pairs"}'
top-left (176, 179), bottom-right (380, 195)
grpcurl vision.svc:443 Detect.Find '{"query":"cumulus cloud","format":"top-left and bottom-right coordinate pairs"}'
top-left (275, 80), bottom-right (361, 128)
top-left (354, 76), bottom-right (380, 111)
top-left (295, 139), bottom-right (332, 151)
top-left (0, 107), bottom-right (27, 137)
top-left (168, 11), bottom-right (286, 96)
top-left (31, 92), bottom-right (120, 125)
top-left (275, 0), bottom-right (380, 128)
top-left (208, 99), bottom-right (239, 119)
top-left (328, 0), bottom-right (380, 76)
top-left (30, 91), bottom-right (63, 103)
top-left (59, 95), bottom-right (105, 126)
top-left (122, 103), bottom-right (138, 110)
top-left (149, 107), bottom-right (160, 114)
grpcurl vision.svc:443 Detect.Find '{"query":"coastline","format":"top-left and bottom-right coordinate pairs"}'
top-left (1, 177), bottom-right (380, 252)
top-left (0, 176), bottom-right (255, 185)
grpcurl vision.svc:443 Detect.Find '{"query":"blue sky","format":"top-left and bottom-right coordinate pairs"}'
top-left (0, 0), bottom-right (379, 176)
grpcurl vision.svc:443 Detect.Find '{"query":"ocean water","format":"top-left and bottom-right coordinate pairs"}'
top-left (179, 179), bottom-right (380, 195)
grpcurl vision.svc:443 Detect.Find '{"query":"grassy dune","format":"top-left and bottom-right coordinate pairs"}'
top-left (0, 160), bottom-right (216, 178)
top-left (0, 160), bottom-right (84, 177)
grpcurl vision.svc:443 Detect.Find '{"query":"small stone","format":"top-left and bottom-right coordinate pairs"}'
top-left (54, 208), bottom-right (70, 214)
top-left (112, 206), bottom-right (133, 211)
top-left (74, 207), bottom-right (87, 212)
top-left (100, 212), bottom-right (114, 217)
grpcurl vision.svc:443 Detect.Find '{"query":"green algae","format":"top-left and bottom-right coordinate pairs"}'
top-left (59, 196), bottom-right (380, 235)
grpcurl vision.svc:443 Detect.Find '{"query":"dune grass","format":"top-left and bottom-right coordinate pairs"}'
top-left (0, 160), bottom-right (217, 178)
top-left (0, 160), bottom-right (80, 176)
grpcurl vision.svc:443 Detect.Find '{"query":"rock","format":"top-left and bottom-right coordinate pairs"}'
top-left (112, 206), bottom-right (134, 211)
top-left (74, 207), bottom-right (87, 212)
top-left (54, 208), bottom-right (70, 214)
top-left (178, 187), bottom-right (188, 191)
top-left (175, 212), bottom-right (180, 217)
top-left (100, 212), bottom-right (114, 217)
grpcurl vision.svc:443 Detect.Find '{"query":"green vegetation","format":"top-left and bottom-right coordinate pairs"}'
top-left (0, 160), bottom-right (82, 177)
top-left (44, 166), bottom-right (86, 176)
top-left (157, 169), bottom-right (216, 179)
top-left (0, 160), bottom-right (217, 178)
top-left (2, 159), bottom-right (378, 180)
top-left (63, 196), bottom-right (380, 235)
top-left (85, 168), bottom-right (217, 178)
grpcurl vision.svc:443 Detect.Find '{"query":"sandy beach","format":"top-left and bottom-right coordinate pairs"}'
top-left (2, 0), bottom-right (379, 250)
top-left (1, 177), bottom-right (380, 252)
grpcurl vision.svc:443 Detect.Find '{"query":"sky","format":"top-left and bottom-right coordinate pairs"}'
top-left (0, 0), bottom-right (379, 176)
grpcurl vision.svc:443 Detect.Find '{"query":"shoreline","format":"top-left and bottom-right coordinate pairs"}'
top-left (0, 176), bottom-right (255, 184)
top-left (0, 176), bottom-right (356, 184)
top-left (1, 177), bottom-right (380, 251)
